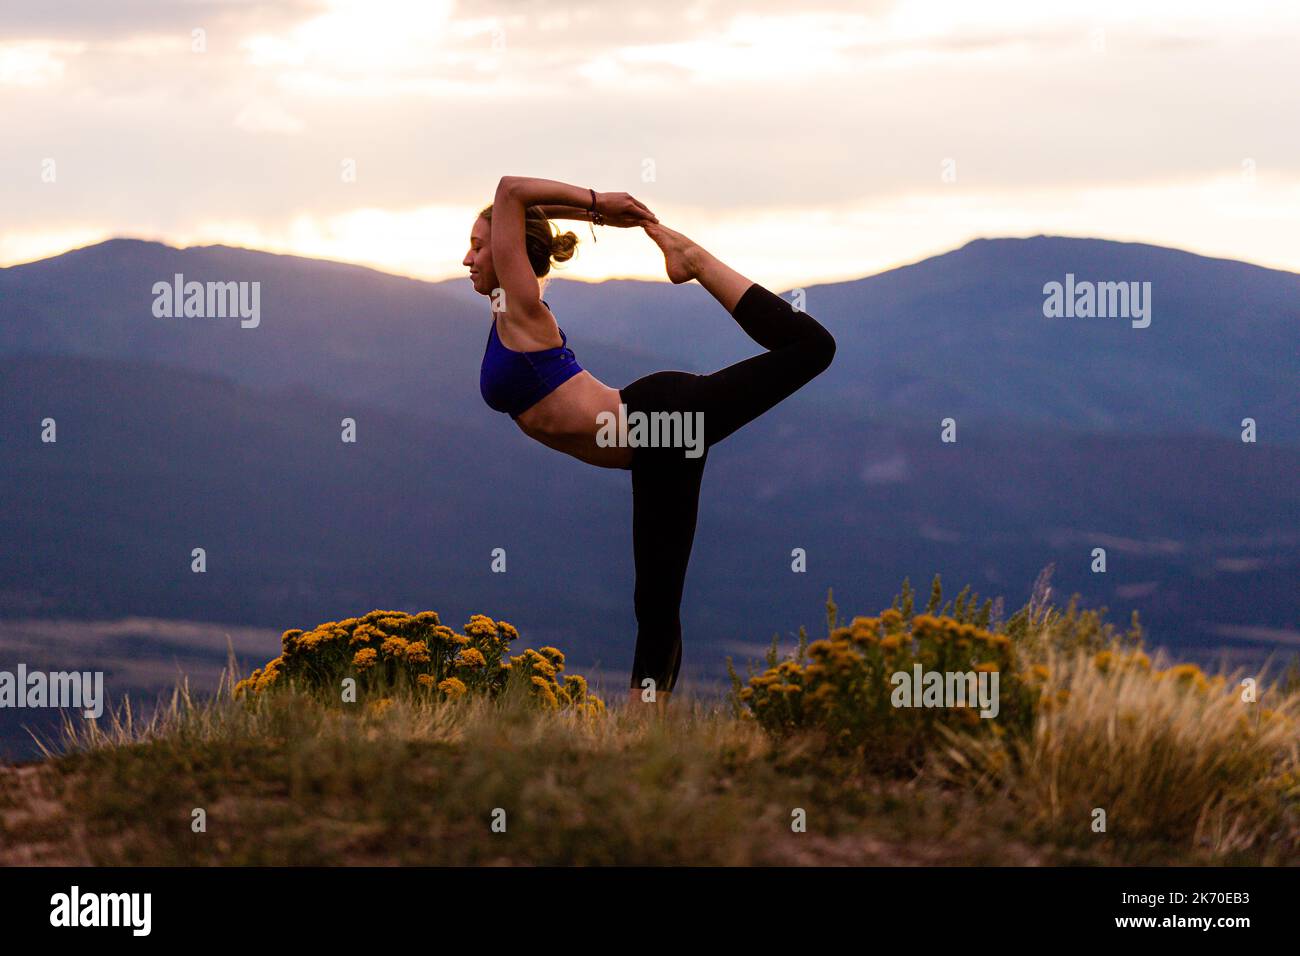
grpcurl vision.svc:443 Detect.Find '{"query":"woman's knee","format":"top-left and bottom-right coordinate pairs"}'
top-left (794, 321), bottom-right (836, 377)
top-left (810, 322), bottom-right (836, 373)
top-left (633, 588), bottom-right (682, 628)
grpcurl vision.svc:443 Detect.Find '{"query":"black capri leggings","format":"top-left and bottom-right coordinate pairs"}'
top-left (618, 281), bottom-right (836, 693)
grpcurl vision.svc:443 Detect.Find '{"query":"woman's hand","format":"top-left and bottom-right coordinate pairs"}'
top-left (594, 191), bottom-right (659, 227)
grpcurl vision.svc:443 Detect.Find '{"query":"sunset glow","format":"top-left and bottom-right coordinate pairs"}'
top-left (3, 0), bottom-right (1298, 288)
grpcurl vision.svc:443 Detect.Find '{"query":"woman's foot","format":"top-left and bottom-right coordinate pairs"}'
top-left (626, 687), bottom-right (672, 720)
top-left (643, 222), bottom-right (703, 284)
top-left (643, 222), bottom-right (754, 313)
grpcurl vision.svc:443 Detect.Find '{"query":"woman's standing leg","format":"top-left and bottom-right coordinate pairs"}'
top-left (629, 444), bottom-right (706, 707)
top-left (621, 372), bottom-right (709, 715)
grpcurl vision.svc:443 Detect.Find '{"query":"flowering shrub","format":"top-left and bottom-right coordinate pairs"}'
top-left (730, 574), bottom-right (1284, 778)
top-left (730, 583), bottom-right (1038, 770)
top-left (234, 609), bottom-right (604, 716)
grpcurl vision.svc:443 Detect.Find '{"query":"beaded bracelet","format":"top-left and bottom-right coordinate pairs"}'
top-left (587, 187), bottom-right (604, 242)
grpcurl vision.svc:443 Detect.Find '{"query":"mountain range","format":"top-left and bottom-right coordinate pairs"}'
top-left (1, 234), bottom-right (1296, 757)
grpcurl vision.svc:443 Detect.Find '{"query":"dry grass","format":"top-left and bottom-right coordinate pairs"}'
top-left (1, 670), bottom-right (1045, 866)
top-left (932, 648), bottom-right (1300, 862)
top-left (3, 619), bottom-right (1296, 865)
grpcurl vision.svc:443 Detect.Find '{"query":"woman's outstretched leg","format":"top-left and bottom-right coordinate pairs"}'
top-left (644, 221), bottom-right (754, 313)
top-left (643, 222), bottom-right (836, 447)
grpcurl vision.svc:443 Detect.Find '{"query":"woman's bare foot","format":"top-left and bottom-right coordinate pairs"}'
top-left (643, 222), bottom-right (703, 285)
top-left (643, 222), bottom-right (755, 313)
top-left (626, 687), bottom-right (672, 720)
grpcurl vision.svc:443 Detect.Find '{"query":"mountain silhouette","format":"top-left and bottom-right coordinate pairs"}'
top-left (4, 234), bottom-right (1295, 437)
top-left (1, 236), bottom-right (1296, 757)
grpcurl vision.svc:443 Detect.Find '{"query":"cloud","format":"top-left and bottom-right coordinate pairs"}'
top-left (1211, 624), bottom-right (1300, 647)
top-left (233, 97), bottom-right (306, 133)
top-left (2, 0), bottom-right (1299, 280)
top-left (0, 40), bottom-right (83, 86)
top-left (0, 0), bottom-right (325, 41)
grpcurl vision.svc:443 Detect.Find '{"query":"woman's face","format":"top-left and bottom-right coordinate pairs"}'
top-left (462, 216), bottom-right (496, 297)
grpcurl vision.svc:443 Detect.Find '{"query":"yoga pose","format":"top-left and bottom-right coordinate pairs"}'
top-left (466, 176), bottom-right (836, 715)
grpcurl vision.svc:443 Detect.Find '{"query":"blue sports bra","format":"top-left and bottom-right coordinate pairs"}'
top-left (480, 300), bottom-right (585, 419)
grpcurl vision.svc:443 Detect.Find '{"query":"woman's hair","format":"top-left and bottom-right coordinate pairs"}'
top-left (478, 203), bottom-right (578, 278)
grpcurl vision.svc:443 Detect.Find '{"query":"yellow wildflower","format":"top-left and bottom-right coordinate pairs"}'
top-left (456, 647), bottom-right (487, 668)
top-left (349, 624), bottom-right (379, 646)
top-left (464, 614), bottom-right (499, 641)
top-left (380, 636), bottom-right (410, 658)
top-left (564, 674), bottom-right (588, 698)
top-left (438, 677), bottom-right (467, 698)
top-left (530, 675), bottom-right (559, 709)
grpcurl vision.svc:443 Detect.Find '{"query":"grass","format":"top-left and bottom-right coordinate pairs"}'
top-left (935, 647), bottom-right (1300, 862)
top-left (2, 580), bottom-right (1297, 866)
top-left (0, 676), bottom-right (1050, 866)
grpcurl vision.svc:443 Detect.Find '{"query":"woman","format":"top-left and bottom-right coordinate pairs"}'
top-left (465, 176), bottom-right (835, 715)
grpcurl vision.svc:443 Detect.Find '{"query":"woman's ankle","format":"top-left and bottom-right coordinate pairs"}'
top-left (627, 687), bottom-right (673, 716)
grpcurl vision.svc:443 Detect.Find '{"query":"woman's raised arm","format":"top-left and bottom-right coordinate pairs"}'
top-left (537, 203), bottom-right (594, 222)
top-left (491, 177), bottom-right (657, 320)
top-left (500, 176), bottom-right (658, 227)
top-left (488, 177), bottom-right (562, 321)
top-left (498, 176), bottom-right (595, 210)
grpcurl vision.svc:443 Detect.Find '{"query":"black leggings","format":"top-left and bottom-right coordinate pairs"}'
top-left (618, 282), bottom-right (836, 693)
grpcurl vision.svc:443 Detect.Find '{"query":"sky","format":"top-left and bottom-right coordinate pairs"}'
top-left (2, 0), bottom-right (1298, 290)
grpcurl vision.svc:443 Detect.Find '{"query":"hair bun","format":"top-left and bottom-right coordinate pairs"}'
top-left (550, 229), bottom-right (579, 264)
top-left (478, 202), bottom-right (579, 277)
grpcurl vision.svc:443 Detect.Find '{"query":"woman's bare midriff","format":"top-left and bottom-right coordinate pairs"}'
top-left (515, 371), bottom-right (633, 469)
